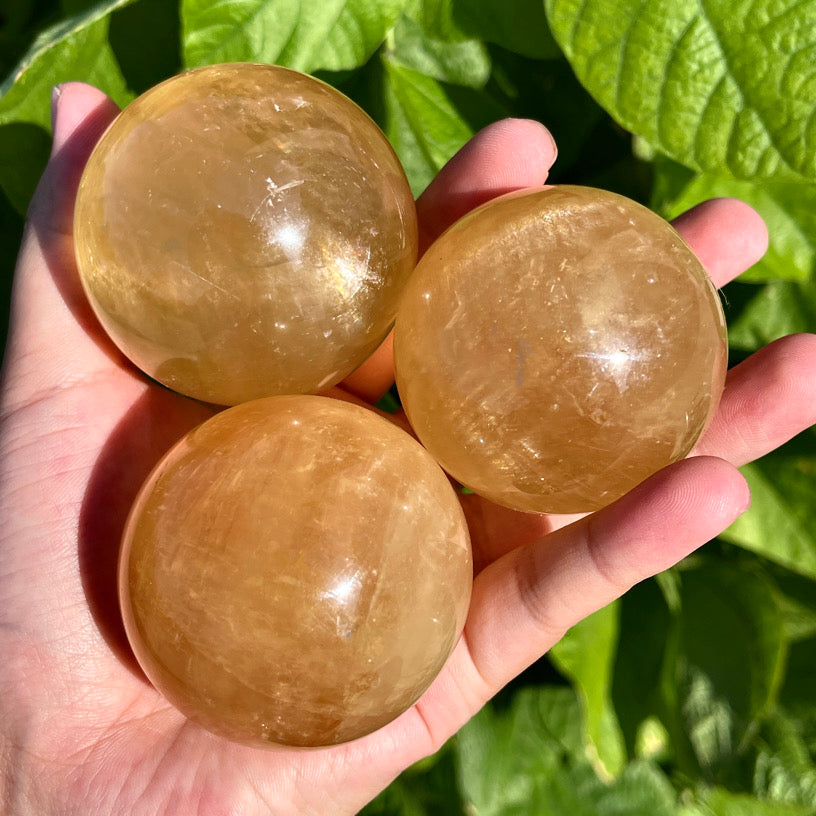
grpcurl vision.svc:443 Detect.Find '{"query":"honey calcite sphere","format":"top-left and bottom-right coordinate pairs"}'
top-left (394, 186), bottom-right (727, 514)
top-left (75, 63), bottom-right (417, 405)
top-left (119, 396), bottom-right (472, 747)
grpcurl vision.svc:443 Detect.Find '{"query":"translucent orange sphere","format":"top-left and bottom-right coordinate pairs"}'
top-left (75, 63), bottom-right (417, 405)
top-left (394, 186), bottom-right (727, 514)
top-left (119, 396), bottom-right (472, 747)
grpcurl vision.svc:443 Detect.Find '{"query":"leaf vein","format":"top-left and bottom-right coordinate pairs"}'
top-left (696, 0), bottom-right (801, 177)
top-left (613, 0), bottom-right (650, 117)
top-left (567, 0), bottom-right (593, 55)
top-left (655, 14), bottom-right (700, 150)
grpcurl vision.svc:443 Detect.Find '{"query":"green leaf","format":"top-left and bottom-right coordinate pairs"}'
top-left (181, 0), bottom-right (406, 72)
top-left (380, 55), bottom-right (473, 196)
top-left (0, 0), bottom-right (138, 213)
top-left (550, 603), bottom-right (627, 777)
top-left (0, 0), bottom-right (59, 79)
top-left (0, 0), bottom-right (134, 124)
top-left (612, 579), bottom-right (673, 759)
top-left (0, 0), bottom-right (183, 215)
top-left (454, 687), bottom-right (574, 815)
top-left (652, 158), bottom-right (816, 284)
top-left (455, 686), bottom-right (677, 816)
top-left (409, 0), bottom-right (561, 59)
top-left (682, 787), bottom-right (814, 816)
top-left (592, 761), bottom-right (678, 816)
top-left (727, 279), bottom-right (816, 353)
top-left (360, 741), bottom-right (465, 816)
top-left (673, 561), bottom-right (787, 781)
top-left (753, 704), bottom-right (816, 808)
top-left (546, 0), bottom-right (816, 182)
top-left (388, 13), bottom-right (491, 89)
top-left (720, 430), bottom-right (816, 581)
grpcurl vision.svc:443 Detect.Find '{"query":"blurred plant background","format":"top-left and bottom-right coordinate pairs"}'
top-left (2, 1), bottom-right (816, 813)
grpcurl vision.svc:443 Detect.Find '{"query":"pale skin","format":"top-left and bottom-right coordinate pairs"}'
top-left (2, 83), bottom-right (816, 816)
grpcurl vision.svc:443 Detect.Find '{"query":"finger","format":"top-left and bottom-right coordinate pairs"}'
top-left (28, 82), bottom-right (121, 237)
top-left (3, 84), bottom-right (125, 408)
top-left (694, 332), bottom-right (816, 465)
top-left (671, 197), bottom-right (769, 287)
top-left (459, 455), bottom-right (748, 698)
top-left (341, 119), bottom-right (558, 403)
top-left (459, 493), bottom-right (582, 574)
top-left (338, 333), bottom-right (396, 404)
top-left (416, 118), bottom-right (558, 254)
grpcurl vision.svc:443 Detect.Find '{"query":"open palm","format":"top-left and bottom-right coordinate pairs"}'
top-left (2, 84), bottom-right (815, 816)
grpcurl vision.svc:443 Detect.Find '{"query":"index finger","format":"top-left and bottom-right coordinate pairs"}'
top-left (340, 118), bottom-right (558, 402)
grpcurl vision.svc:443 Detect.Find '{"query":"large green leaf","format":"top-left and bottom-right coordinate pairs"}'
top-left (720, 430), bottom-right (816, 581)
top-left (380, 55), bottom-right (473, 196)
top-left (182, 0), bottom-right (406, 72)
top-left (673, 561), bottom-right (787, 781)
top-left (454, 687), bottom-right (574, 815)
top-left (388, 14), bottom-right (491, 89)
top-left (550, 602), bottom-right (626, 777)
top-left (0, 0), bottom-right (138, 213)
top-left (652, 158), bottom-right (816, 284)
top-left (728, 279), bottom-right (816, 352)
top-left (0, 0), bottom-right (61, 80)
top-left (454, 686), bottom-right (677, 816)
top-left (546, 0), bottom-right (816, 182)
top-left (0, 0), bottom-right (134, 112)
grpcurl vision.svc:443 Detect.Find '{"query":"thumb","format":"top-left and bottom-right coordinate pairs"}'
top-left (27, 82), bottom-right (120, 236)
top-left (2, 84), bottom-right (122, 410)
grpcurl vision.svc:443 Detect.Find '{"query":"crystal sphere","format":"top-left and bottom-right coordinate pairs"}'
top-left (119, 395), bottom-right (472, 747)
top-left (75, 63), bottom-right (418, 405)
top-left (394, 186), bottom-right (727, 514)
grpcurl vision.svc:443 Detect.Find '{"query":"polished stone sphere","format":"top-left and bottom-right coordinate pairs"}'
top-left (119, 396), bottom-right (472, 747)
top-left (75, 63), bottom-right (418, 405)
top-left (394, 186), bottom-right (727, 514)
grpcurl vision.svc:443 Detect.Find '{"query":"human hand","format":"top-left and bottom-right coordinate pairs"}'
top-left (1, 82), bottom-right (815, 816)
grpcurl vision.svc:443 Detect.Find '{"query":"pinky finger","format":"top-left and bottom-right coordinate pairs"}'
top-left (417, 455), bottom-right (750, 739)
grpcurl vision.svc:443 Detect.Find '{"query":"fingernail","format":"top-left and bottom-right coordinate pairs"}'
top-left (51, 84), bottom-right (63, 134)
top-left (543, 124), bottom-right (558, 161)
top-left (736, 479), bottom-right (752, 516)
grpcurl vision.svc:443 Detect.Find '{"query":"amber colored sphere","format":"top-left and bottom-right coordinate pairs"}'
top-left (74, 63), bottom-right (418, 405)
top-left (119, 396), bottom-right (472, 748)
top-left (394, 186), bottom-right (727, 514)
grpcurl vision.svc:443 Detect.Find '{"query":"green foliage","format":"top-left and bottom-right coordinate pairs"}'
top-left (181, 0), bottom-right (407, 72)
top-left (721, 430), bottom-right (816, 580)
top-left (2, 1), bottom-right (816, 813)
top-left (546, 0), bottom-right (816, 182)
top-left (653, 158), bottom-right (816, 284)
top-left (671, 561), bottom-right (787, 783)
top-left (550, 602), bottom-right (626, 777)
